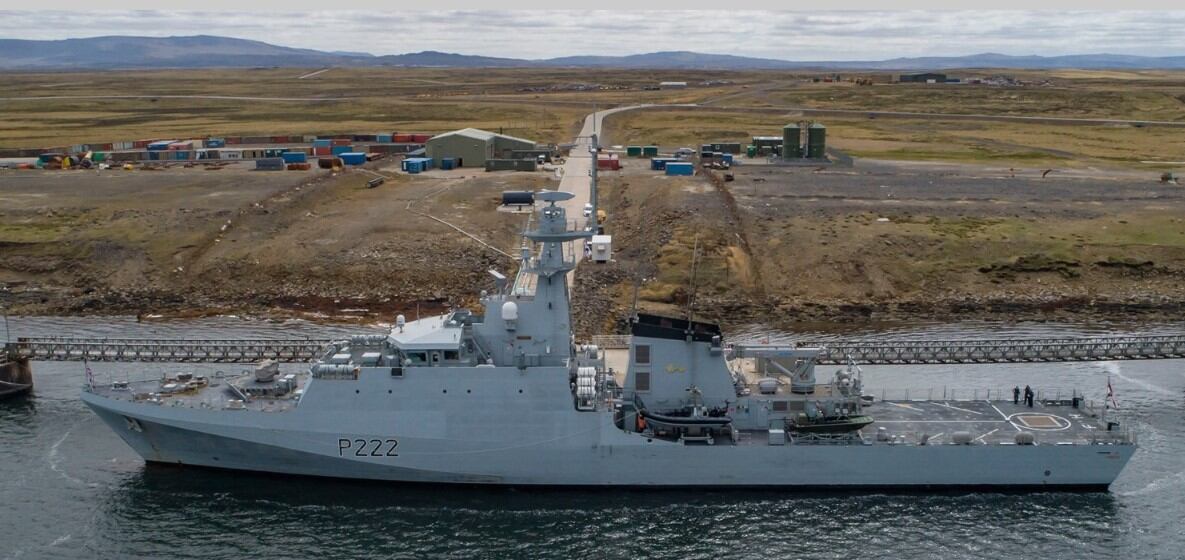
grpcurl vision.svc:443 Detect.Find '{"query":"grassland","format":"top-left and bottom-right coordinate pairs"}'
top-left (0, 67), bottom-right (747, 148)
top-left (4, 66), bottom-right (1185, 325)
top-left (604, 108), bottom-right (1185, 169)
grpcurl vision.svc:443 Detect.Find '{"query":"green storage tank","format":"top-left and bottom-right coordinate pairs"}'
top-left (783, 124), bottom-right (802, 159)
top-left (807, 123), bottom-right (826, 159)
top-left (746, 145), bottom-right (757, 158)
top-left (92, 152), bottom-right (107, 162)
top-left (627, 146), bottom-right (642, 157)
top-left (642, 146), bottom-right (659, 157)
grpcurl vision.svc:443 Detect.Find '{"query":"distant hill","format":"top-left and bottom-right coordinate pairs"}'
top-left (2, 35), bottom-right (1184, 70)
top-left (0, 35), bottom-right (368, 69)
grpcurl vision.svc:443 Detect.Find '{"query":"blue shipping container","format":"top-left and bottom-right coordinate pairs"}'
top-left (722, 153), bottom-right (734, 164)
top-left (405, 161), bottom-right (424, 174)
top-left (313, 139), bottom-right (332, 148)
top-left (440, 158), bottom-right (456, 170)
top-left (174, 151), bottom-right (190, 160)
top-left (665, 162), bottom-right (694, 176)
top-left (339, 152), bottom-right (366, 165)
top-left (281, 152), bottom-right (307, 163)
top-left (651, 158), bottom-right (677, 171)
top-left (377, 134), bottom-right (392, 143)
top-left (207, 138), bottom-right (226, 148)
top-left (147, 141), bottom-right (176, 151)
top-left (331, 146), bottom-right (351, 156)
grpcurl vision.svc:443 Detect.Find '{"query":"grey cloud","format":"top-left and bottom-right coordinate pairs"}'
top-left (0, 10), bottom-right (1181, 59)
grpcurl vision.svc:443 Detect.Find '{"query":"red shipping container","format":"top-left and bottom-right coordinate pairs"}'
top-left (393, 134), bottom-right (413, 143)
top-left (95, 143), bottom-right (114, 151)
top-left (226, 137), bottom-right (242, 145)
top-left (133, 140), bottom-right (150, 148)
top-left (597, 155), bottom-right (620, 170)
top-left (314, 147), bottom-right (331, 156)
top-left (331, 139), bottom-right (351, 146)
top-left (411, 134), bottom-right (432, 143)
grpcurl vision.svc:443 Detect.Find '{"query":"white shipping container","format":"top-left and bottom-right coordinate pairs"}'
top-left (220, 149), bottom-right (242, 160)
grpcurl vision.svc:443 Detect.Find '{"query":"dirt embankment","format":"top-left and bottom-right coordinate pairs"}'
top-left (0, 164), bottom-right (537, 322)
top-left (570, 158), bottom-right (1185, 335)
top-left (4, 157), bottom-right (1185, 333)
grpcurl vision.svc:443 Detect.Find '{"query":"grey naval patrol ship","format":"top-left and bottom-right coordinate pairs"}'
top-left (83, 191), bottom-right (1135, 489)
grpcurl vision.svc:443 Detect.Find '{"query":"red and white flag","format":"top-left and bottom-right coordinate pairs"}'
top-left (1106, 376), bottom-right (1120, 409)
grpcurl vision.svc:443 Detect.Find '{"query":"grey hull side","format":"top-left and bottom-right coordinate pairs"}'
top-left (84, 394), bottom-right (1134, 489)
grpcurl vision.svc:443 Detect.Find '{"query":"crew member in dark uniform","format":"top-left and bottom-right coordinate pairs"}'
top-left (1023, 385), bottom-right (1034, 407)
top-left (1012, 386), bottom-right (1021, 404)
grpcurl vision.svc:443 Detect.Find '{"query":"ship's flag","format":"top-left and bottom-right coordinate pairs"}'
top-left (1107, 375), bottom-right (1120, 409)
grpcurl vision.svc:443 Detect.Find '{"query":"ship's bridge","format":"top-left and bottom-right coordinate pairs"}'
top-left (385, 310), bottom-right (485, 367)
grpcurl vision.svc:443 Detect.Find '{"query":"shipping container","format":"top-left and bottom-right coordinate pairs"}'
top-left (147, 141), bottom-right (176, 151)
top-left (665, 162), bottom-right (694, 176)
top-left (642, 146), bottom-right (659, 157)
top-left (331, 146), bottom-right (351, 156)
top-left (597, 155), bottom-right (621, 171)
top-left (339, 152), bottom-right (366, 165)
top-left (313, 139), bottom-right (332, 148)
top-left (318, 157), bottom-right (342, 169)
top-left (440, 157), bottom-right (456, 170)
top-left (225, 136), bottom-right (242, 145)
top-left (207, 138), bottom-right (226, 148)
top-left (314, 147), bottom-right (332, 156)
top-left (626, 146), bottom-right (642, 157)
top-left (401, 157), bottom-right (435, 172)
top-left (377, 134), bottom-right (392, 143)
top-left (393, 134), bottom-right (413, 143)
top-left (256, 158), bottom-right (286, 171)
top-left (281, 152), bottom-right (307, 163)
top-left (287, 163), bottom-right (312, 171)
top-left (220, 149), bottom-right (242, 160)
top-left (650, 157), bottom-right (680, 171)
top-left (411, 134), bottom-right (432, 143)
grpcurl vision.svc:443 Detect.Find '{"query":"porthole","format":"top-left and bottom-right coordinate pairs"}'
top-left (1044, 470), bottom-right (1052, 477)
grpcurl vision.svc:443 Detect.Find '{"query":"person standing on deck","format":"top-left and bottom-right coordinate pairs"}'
top-left (1012, 386), bottom-right (1021, 404)
top-left (1024, 385), bottom-right (1034, 407)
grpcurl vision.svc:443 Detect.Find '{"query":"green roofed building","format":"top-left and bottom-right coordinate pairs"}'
top-left (425, 128), bottom-right (537, 168)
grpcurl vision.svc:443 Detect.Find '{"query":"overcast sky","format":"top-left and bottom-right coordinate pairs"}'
top-left (1, 10), bottom-right (1182, 60)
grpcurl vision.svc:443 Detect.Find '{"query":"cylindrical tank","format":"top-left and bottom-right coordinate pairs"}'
top-left (782, 124), bottom-right (802, 159)
top-left (807, 123), bottom-right (826, 158)
top-left (501, 191), bottom-right (534, 205)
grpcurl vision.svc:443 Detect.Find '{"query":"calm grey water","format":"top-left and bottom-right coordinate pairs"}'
top-left (2, 316), bottom-right (1184, 560)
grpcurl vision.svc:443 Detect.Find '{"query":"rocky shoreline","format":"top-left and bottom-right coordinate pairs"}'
top-left (3, 282), bottom-right (1182, 336)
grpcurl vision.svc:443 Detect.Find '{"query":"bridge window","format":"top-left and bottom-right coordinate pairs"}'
top-left (405, 352), bottom-right (427, 365)
top-left (634, 345), bottom-right (651, 365)
top-left (443, 350), bottom-right (460, 361)
top-left (635, 371), bottom-right (650, 392)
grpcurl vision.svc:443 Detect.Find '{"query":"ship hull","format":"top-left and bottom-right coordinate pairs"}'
top-left (84, 393), bottom-right (1134, 490)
